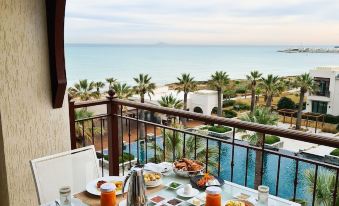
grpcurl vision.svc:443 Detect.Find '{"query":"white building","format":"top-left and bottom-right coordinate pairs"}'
top-left (130, 87), bottom-right (218, 116)
top-left (187, 90), bottom-right (218, 115)
top-left (306, 66), bottom-right (339, 115)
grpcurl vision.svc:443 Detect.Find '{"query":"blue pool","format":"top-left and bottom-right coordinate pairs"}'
top-left (104, 137), bottom-right (327, 205)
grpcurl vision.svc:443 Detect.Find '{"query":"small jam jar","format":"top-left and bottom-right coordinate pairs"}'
top-left (59, 186), bottom-right (71, 206)
top-left (205, 186), bottom-right (222, 206)
top-left (100, 183), bottom-right (116, 206)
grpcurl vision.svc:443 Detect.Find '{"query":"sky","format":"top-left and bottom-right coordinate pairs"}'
top-left (65, 0), bottom-right (339, 45)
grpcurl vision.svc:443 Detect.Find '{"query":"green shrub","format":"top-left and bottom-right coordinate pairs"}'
top-left (224, 90), bottom-right (237, 99)
top-left (236, 87), bottom-right (247, 94)
top-left (324, 115), bottom-right (339, 124)
top-left (201, 125), bottom-right (232, 133)
top-left (330, 149), bottom-right (339, 157)
top-left (223, 100), bottom-right (236, 107)
top-left (208, 126), bottom-right (232, 133)
top-left (103, 152), bottom-right (135, 163)
top-left (233, 102), bottom-right (250, 111)
top-left (224, 110), bottom-right (237, 118)
top-left (277, 97), bottom-right (295, 110)
top-left (265, 135), bottom-right (280, 145)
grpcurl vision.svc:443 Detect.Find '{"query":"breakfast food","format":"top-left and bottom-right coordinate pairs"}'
top-left (167, 198), bottom-right (183, 205)
top-left (96, 180), bottom-right (123, 191)
top-left (96, 180), bottom-right (107, 189)
top-left (150, 195), bottom-right (165, 203)
top-left (225, 200), bottom-right (253, 206)
top-left (168, 182), bottom-right (182, 189)
top-left (197, 173), bottom-right (215, 187)
top-left (192, 198), bottom-right (201, 206)
top-left (113, 181), bottom-right (123, 191)
top-left (174, 158), bottom-right (204, 171)
top-left (143, 172), bottom-right (161, 183)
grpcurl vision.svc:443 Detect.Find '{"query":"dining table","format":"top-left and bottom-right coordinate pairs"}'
top-left (75, 172), bottom-right (301, 206)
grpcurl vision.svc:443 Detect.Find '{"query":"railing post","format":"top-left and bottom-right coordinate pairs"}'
top-left (68, 95), bottom-right (76, 149)
top-left (107, 90), bottom-right (120, 176)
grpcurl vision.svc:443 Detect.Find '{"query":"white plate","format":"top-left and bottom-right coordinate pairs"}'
top-left (47, 198), bottom-right (86, 206)
top-left (85, 176), bottom-right (126, 196)
top-left (176, 188), bottom-right (199, 198)
top-left (186, 197), bottom-right (205, 206)
top-left (166, 181), bottom-right (183, 190)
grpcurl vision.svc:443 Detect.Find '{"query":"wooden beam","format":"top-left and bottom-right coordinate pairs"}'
top-left (45, 0), bottom-right (67, 108)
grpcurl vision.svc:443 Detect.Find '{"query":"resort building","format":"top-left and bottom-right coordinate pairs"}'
top-left (306, 66), bottom-right (339, 115)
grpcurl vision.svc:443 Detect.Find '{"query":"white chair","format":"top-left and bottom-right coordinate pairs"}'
top-left (30, 145), bottom-right (101, 205)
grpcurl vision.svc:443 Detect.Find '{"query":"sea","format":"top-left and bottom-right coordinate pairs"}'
top-left (65, 44), bottom-right (339, 86)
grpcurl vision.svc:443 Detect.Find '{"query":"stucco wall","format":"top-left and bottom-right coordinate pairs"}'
top-left (0, 0), bottom-right (71, 205)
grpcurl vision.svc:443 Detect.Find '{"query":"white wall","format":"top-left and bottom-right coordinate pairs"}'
top-left (306, 68), bottom-right (339, 115)
top-left (0, 0), bottom-right (71, 205)
top-left (188, 90), bottom-right (218, 115)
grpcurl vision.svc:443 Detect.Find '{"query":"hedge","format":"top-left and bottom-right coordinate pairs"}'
top-left (224, 110), bottom-right (237, 118)
top-left (233, 102), bottom-right (250, 111)
top-left (277, 97), bottom-right (295, 110)
top-left (223, 100), bottom-right (236, 107)
top-left (330, 149), bottom-right (339, 157)
top-left (201, 125), bottom-right (232, 133)
top-left (103, 152), bottom-right (135, 163)
top-left (265, 135), bottom-right (280, 145)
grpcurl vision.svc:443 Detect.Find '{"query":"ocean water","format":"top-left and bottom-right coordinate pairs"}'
top-left (65, 44), bottom-right (339, 86)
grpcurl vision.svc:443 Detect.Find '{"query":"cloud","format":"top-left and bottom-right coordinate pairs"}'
top-left (65, 0), bottom-right (339, 44)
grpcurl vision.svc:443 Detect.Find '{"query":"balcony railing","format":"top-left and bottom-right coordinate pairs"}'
top-left (69, 93), bottom-right (339, 206)
top-left (311, 91), bottom-right (331, 98)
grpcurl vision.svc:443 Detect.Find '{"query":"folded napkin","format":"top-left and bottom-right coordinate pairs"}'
top-left (144, 162), bottom-right (173, 175)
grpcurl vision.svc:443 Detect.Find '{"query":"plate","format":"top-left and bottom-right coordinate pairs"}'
top-left (166, 181), bottom-right (183, 190)
top-left (144, 171), bottom-right (163, 188)
top-left (190, 175), bottom-right (224, 190)
top-left (176, 188), bottom-right (199, 198)
top-left (225, 199), bottom-right (255, 206)
top-left (186, 197), bottom-right (205, 206)
top-left (49, 198), bottom-right (86, 206)
top-left (86, 176), bottom-right (126, 196)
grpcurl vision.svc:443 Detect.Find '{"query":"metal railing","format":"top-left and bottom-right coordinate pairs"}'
top-left (69, 92), bottom-right (339, 206)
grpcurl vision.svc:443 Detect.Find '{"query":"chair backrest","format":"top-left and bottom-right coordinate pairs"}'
top-left (30, 145), bottom-right (100, 204)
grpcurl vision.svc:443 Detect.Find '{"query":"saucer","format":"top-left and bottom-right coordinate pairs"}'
top-left (176, 187), bottom-right (199, 198)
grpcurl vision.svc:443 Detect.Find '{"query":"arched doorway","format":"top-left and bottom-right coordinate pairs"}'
top-left (193, 107), bottom-right (203, 113)
top-left (211, 107), bottom-right (218, 115)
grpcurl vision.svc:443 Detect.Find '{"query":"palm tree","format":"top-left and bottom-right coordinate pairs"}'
top-left (294, 73), bottom-right (317, 130)
top-left (260, 74), bottom-right (283, 108)
top-left (133, 74), bottom-right (156, 103)
top-left (158, 94), bottom-right (183, 123)
top-left (305, 169), bottom-right (339, 206)
top-left (158, 94), bottom-right (183, 109)
top-left (149, 124), bottom-right (218, 170)
top-left (175, 73), bottom-right (197, 111)
top-left (209, 71), bottom-right (230, 116)
top-left (112, 83), bottom-right (133, 100)
top-left (246, 70), bottom-right (262, 113)
top-left (75, 109), bottom-right (101, 146)
top-left (133, 74), bottom-right (156, 163)
top-left (240, 107), bottom-right (279, 189)
top-left (93, 81), bottom-right (105, 99)
top-left (105, 77), bottom-right (117, 89)
top-left (68, 79), bottom-right (96, 101)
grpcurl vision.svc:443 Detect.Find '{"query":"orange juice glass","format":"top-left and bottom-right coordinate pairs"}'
top-left (205, 186), bottom-right (222, 206)
top-left (100, 183), bottom-right (117, 206)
